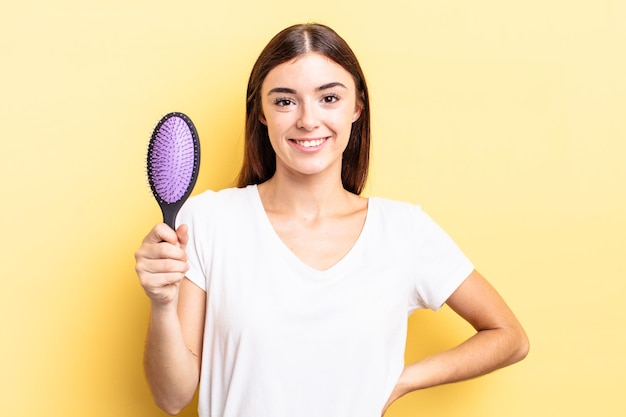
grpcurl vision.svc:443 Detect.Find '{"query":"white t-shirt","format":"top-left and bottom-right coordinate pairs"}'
top-left (178, 185), bottom-right (474, 417)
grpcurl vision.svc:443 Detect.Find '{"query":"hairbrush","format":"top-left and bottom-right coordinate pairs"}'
top-left (147, 112), bottom-right (200, 229)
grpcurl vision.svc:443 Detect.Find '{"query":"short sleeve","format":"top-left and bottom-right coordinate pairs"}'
top-left (409, 206), bottom-right (474, 311)
top-left (176, 193), bottom-right (213, 292)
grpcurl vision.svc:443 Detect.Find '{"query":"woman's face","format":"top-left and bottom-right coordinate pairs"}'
top-left (260, 52), bottom-right (362, 181)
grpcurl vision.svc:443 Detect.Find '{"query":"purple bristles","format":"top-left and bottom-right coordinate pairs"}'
top-left (149, 115), bottom-right (196, 204)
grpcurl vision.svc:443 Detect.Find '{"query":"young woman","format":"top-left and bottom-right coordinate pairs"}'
top-left (135, 23), bottom-right (529, 417)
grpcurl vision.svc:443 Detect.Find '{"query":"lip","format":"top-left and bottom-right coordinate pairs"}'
top-left (290, 136), bottom-right (329, 151)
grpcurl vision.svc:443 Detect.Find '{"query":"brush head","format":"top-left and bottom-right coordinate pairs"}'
top-left (147, 112), bottom-right (200, 228)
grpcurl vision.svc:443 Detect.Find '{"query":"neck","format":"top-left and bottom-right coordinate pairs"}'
top-left (258, 170), bottom-right (353, 218)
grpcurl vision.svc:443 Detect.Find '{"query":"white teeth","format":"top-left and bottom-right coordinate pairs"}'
top-left (295, 138), bottom-right (325, 147)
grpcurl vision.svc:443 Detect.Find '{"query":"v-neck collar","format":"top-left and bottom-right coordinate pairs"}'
top-left (247, 184), bottom-right (372, 277)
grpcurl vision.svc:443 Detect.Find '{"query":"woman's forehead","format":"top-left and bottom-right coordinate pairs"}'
top-left (262, 53), bottom-right (355, 91)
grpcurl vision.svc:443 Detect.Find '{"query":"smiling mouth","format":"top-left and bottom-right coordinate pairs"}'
top-left (292, 137), bottom-right (328, 148)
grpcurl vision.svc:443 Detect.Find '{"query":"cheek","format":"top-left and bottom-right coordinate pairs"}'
top-left (331, 110), bottom-right (358, 132)
top-left (265, 120), bottom-right (288, 146)
top-left (265, 114), bottom-right (292, 135)
top-left (265, 119), bottom-right (282, 136)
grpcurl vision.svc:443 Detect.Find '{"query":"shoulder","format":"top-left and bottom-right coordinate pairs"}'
top-left (369, 196), bottom-right (417, 210)
top-left (178, 185), bottom-right (258, 224)
top-left (184, 185), bottom-right (255, 209)
top-left (368, 196), bottom-right (428, 223)
top-left (367, 196), bottom-right (451, 242)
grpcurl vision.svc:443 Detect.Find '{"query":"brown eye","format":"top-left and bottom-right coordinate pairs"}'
top-left (322, 94), bottom-right (340, 104)
top-left (275, 98), bottom-right (295, 107)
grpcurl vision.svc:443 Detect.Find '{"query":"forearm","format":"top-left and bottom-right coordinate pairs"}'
top-left (386, 325), bottom-right (528, 409)
top-left (144, 304), bottom-right (200, 415)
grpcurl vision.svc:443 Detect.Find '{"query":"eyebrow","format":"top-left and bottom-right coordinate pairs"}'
top-left (267, 82), bottom-right (348, 95)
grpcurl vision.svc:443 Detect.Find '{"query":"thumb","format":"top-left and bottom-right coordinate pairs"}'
top-left (146, 223), bottom-right (178, 245)
top-left (176, 224), bottom-right (189, 250)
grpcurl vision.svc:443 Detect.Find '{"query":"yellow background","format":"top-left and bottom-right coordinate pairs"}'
top-left (2, 1), bottom-right (625, 416)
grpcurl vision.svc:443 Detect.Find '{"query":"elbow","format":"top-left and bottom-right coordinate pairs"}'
top-left (145, 373), bottom-right (198, 415)
top-left (519, 333), bottom-right (530, 361)
top-left (154, 398), bottom-right (186, 416)
top-left (151, 390), bottom-right (195, 416)
top-left (144, 367), bottom-right (199, 415)
top-left (510, 326), bottom-right (530, 364)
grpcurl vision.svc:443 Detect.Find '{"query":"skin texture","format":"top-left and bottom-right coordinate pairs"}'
top-left (381, 269), bottom-right (529, 415)
top-left (135, 52), bottom-right (529, 416)
top-left (258, 53), bottom-right (367, 271)
top-left (135, 224), bottom-right (205, 415)
top-left (260, 53), bottom-right (361, 183)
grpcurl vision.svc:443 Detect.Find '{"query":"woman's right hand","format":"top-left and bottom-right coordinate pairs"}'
top-left (134, 223), bottom-right (189, 309)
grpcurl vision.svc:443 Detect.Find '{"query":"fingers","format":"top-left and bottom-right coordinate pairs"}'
top-left (135, 223), bottom-right (190, 306)
top-left (138, 256), bottom-right (189, 279)
top-left (135, 252), bottom-right (188, 290)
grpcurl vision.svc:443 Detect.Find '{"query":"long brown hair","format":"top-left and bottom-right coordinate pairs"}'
top-left (236, 23), bottom-right (371, 195)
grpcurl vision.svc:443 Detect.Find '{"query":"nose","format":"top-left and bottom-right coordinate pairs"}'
top-left (296, 101), bottom-right (320, 130)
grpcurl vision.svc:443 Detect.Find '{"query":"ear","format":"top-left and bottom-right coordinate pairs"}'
top-left (352, 102), bottom-right (362, 123)
top-left (259, 114), bottom-right (267, 125)
top-left (352, 91), bottom-right (365, 123)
